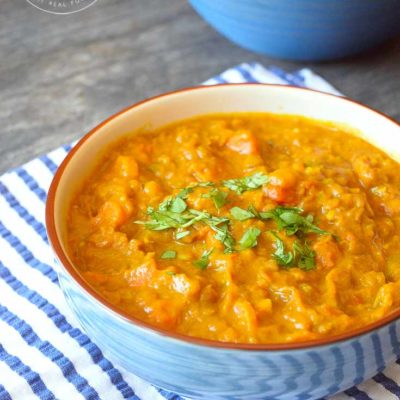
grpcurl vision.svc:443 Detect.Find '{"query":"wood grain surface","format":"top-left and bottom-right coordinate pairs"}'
top-left (1, 0), bottom-right (399, 173)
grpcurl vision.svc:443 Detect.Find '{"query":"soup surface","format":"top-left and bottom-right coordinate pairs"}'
top-left (67, 113), bottom-right (400, 344)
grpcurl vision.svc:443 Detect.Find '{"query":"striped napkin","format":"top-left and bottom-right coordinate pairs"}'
top-left (0, 62), bottom-right (398, 400)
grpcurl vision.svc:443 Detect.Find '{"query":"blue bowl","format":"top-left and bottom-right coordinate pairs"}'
top-left (47, 84), bottom-right (400, 399)
top-left (189, 0), bottom-right (400, 61)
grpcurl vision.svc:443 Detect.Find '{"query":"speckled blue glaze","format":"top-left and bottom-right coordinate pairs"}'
top-left (189, 0), bottom-right (400, 61)
top-left (58, 267), bottom-right (400, 399)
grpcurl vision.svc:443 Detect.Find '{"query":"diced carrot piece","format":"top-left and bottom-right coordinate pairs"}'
top-left (226, 131), bottom-right (259, 155)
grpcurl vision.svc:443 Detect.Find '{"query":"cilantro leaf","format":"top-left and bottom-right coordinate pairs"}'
top-left (209, 222), bottom-right (235, 253)
top-left (261, 207), bottom-right (330, 237)
top-left (136, 209), bottom-right (193, 230)
top-left (161, 250), bottom-right (176, 259)
top-left (177, 182), bottom-right (214, 199)
top-left (270, 231), bottom-right (295, 267)
top-left (159, 194), bottom-right (187, 213)
top-left (170, 197), bottom-right (187, 213)
top-left (202, 188), bottom-right (228, 209)
top-left (293, 241), bottom-right (316, 271)
top-left (175, 230), bottom-right (191, 240)
top-left (223, 172), bottom-right (269, 194)
top-left (230, 206), bottom-right (255, 221)
top-left (270, 231), bottom-right (316, 270)
top-left (239, 227), bottom-right (261, 249)
top-left (193, 248), bottom-right (213, 270)
top-left (177, 187), bottom-right (194, 200)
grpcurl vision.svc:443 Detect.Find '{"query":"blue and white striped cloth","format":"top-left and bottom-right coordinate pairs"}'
top-left (0, 63), bottom-right (399, 400)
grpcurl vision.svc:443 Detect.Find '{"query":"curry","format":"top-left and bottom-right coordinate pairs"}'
top-left (67, 113), bottom-right (400, 344)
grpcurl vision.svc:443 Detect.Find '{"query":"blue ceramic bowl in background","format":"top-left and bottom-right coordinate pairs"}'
top-left (189, 0), bottom-right (400, 61)
top-left (47, 85), bottom-right (400, 399)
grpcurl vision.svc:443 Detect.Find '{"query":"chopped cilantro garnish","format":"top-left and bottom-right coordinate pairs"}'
top-left (261, 206), bottom-right (330, 237)
top-left (136, 178), bottom-right (334, 266)
top-left (293, 241), bottom-right (315, 271)
top-left (202, 188), bottom-right (228, 209)
top-left (177, 182), bottom-right (214, 200)
top-left (161, 250), bottom-right (176, 259)
top-left (239, 227), bottom-right (261, 249)
top-left (230, 206), bottom-right (255, 221)
top-left (209, 222), bottom-right (235, 253)
top-left (175, 230), bottom-right (191, 240)
top-left (223, 172), bottom-right (269, 194)
top-left (169, 197), bottom-right (187, 213)
top-left (271, 232), bottom-right (295, 267)
top-left (193, 248), bottom-right (213, 270)
top-left (270, 231), bottom-right (316, 271)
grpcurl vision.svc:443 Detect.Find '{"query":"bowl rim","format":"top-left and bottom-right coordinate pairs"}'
top-left (46, 83), bottom-right (400, 351)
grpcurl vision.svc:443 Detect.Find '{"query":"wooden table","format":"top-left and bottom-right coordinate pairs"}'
top-left (1, 0), bottom-right (399, 174)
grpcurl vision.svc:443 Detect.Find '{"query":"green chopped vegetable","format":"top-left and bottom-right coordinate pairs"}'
top-left (293, 241), bottom-right (316, 271)
top-left (169, 197), bottom-right (187, 213)
top-left (137, 178), bottom-right (334, 263)
top-left (177, 182), bottom-right (214, 200)
top-left (160, 250), bottom-right (176, 259)
top-left (202, 188), bottom-right (228, 209)
top-left (270, 231), bottom-right (316, 271)
top-left (239, 227), bottom-right (261, 249)
top-left (261, 206), bottom-right (330, 237)
top-left (176, 230), bottom-right (191, 240)
top-left (223, 172), bottom-right (269, 194)
top-left (209, 222), bottom-right (236, 253)
top-left (270, 231), bottom-right (295, 267)
top-left (230, 206), bottom-right (255, 221)
top-left (193, 248), bottom-right (213, 270)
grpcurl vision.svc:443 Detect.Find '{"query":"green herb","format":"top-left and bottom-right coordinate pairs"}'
top-left (193, 248), bottom-right (213, 270)
top-left (169, 197), bottom-right (187, 213)
top-left (166, 271), bottom-right (176, 276)
top-left (177, 182), bottom-right (214, 199)
top-left (230, 206), bottom-right (255, 221)
top-left (270, 232), bottom-right (316, 270)
top-left (196, 182), bottom-right (215, 188)
top-left (223, 172), bottom-right (269, 194)
top-left (247, 204), bottom-right (261, 219)
top-left (176, 187), bottom-right (193, 200)
top-left (293, 241), bottom-right (315, 271)
top-left (136, 209), bottom-right (192, 230)
top-left (158, 194), bottom-right (187, 213)
top-left (158, 197), bottom-right (172, 212)
top-left (270, 232), bottom-right (295, 267)
top-left (202, 188), bottom-right (228, 209)
top-left (160, 250), bottom-right (176, 259)
top-left (209, 222), bottom-right (235, 253)
top-left (261, 206), bottom-right (330, 237)
top-left (239, 227), bottom-right (261, 249)
top-left (176, 230), bottom-right (191, 240)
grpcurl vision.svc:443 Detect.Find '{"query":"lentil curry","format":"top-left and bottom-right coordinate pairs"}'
top-left (67, 114), bottom-right (400, 344)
